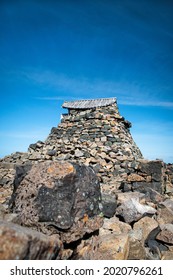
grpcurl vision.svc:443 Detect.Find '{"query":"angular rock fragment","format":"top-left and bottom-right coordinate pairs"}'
top-left (160, 199), bottom-right (173, 212)
top-left (72, 235), bottom-right (99, 260)
top-left (0, 221), bottom-right (62, 260)
top-left (133, 216), bottom-right (159, 243)
top-left (157, 202), bottom-right (173, 225)
top-left (116, 198), bottom-right (156, 224)
top-left (117, 191), bottom-right (145, 205)
top-left (128, 230), bottom-right (147, 260)
top-left (97, 234), bottom-right (129, 260)
top-left (101, 193), bottom-right (117, 218)
top-left (156, 224), bottom-right (173, 245)
top-left (100, 216), bottom-right (131, 236)
top-left (132, 182), bottom-right (164, 202)
top-left (161, 251), bottom-right (173, 260)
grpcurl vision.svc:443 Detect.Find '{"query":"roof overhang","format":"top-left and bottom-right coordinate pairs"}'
top-left (62, 97), bottom-right (117, 109)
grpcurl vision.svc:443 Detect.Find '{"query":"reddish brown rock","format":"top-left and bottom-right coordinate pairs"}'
top-left (0, 221), bottom-right (62, 260)
top-left (156, 224), bottom-right (173, 245)
top-left (97, 234), bottom-right (129, 260)
top-left (157, 206), bottom-right (173, 225)
top-left (161, 251), bottom-right (173, 260)
top-left (133, 216), bottom-right (159, 243)
top-left (72, 235), bottom-right (99, 260)
top-left (100, 216), bottom-right (131, 236)
top-left (127, 174), bottom-right (145, 182)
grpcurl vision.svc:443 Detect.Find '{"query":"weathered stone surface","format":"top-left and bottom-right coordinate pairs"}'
top-left (161, 199), bottom-right (173, 212)
top-left (72, 235), bottom-right (99, 260)
top-left (133, 216), bottom-right (159, 243)
top-left (99, 216), bottom-right (131, 236)
top-left (0, 204), bottom-right (20, 223)
top-left (132, 182), bottom-right (164, 202)
top-left (157, 204), bottom-right (173, 225)
top-left (138, 160), bottom-right (164, 181)
top-left (59, 216), bottom-right (102, 243)
top-left (97, 233), bottom-right (129, 260)
top-left (128, 230), bottom-right (147, 260)
top-left (156, 224), bottom-right (173, 245)
top-left (117, 191), bottom-right (145, 205)
top-left (101, 193), bottom-right (117, 218)
top-left (127, 174), bottom-right (145, 182)
top-left (10, 161), bottom-right (103, 242)
top-left (116, 198), bottom-right (156, 224)
top-left (75, 149), bottom-right (84, 157)
top-left (161, 251), bottom-right (173, 260)
top-left (128, 220), bottom-right (165, 260)
top-left (0, 221), bottom-right (62, 260)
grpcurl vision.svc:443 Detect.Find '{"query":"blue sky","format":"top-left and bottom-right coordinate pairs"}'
top-left (0, 0), bottom-right (173, 162)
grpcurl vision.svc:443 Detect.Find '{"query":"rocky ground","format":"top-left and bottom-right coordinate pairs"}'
top-left (0, 159), bottom-right (173, 260)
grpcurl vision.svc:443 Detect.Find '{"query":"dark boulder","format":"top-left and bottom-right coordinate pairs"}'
top-left (10, 161), bottom-right (103, 242)
top-left (138, 160), bottom-right (164, 182)
top-left (101, 193), bottom-right (117, 218)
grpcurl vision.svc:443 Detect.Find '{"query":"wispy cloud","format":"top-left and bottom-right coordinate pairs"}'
top-left (23, 70), bottom-right (173, 109)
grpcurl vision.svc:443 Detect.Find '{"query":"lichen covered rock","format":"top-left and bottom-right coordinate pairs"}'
top-left (10, 161), bottom-right (103, 242)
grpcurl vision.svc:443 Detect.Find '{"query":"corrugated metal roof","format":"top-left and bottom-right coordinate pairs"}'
top-left (62, 98), bottom-right (116, 109)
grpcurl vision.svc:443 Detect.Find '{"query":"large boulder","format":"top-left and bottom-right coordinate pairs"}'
top-left (10, 161), bottom-right (103, 242)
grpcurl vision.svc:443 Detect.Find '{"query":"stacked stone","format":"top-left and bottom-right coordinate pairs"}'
top-left (27, 103), bottom-right (143, 187)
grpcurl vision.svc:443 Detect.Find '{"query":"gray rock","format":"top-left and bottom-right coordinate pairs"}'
top-left (101, 193), bottom-right (117, 218)
top-left (116, 198), bottom-right (156, 224)
top-left (160, 199), bottom-right (173, 212)
top-left (29, 143), bottom-right (37, 151)
top-left (132, 182), bottom-right (164, 199)
top-left (75, 149), bottom-right (84, 157)
top-left (46, 149), bottom-right (57, 156)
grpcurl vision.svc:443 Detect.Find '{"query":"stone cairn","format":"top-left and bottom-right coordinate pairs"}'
top-left (0, 98), bottom-right (143, 198)
top-left (0, 97), bottom-right (173, 260)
